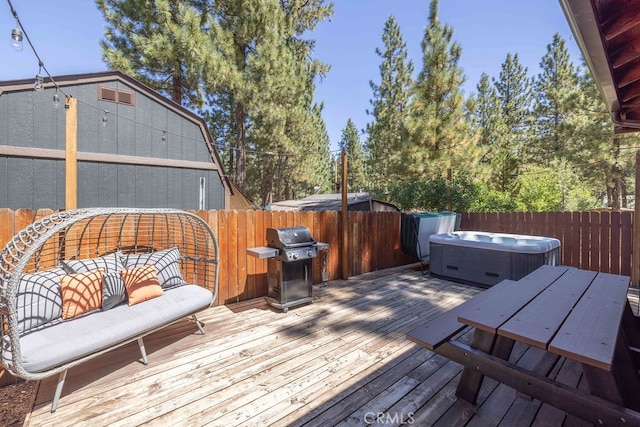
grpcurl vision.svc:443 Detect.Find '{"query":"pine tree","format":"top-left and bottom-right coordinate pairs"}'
top-left (339, 119), bottom-right (367, 192)
top-left (406, 0), bottom-right (478, 179)
top-left (564, 61), bottom-right (640, 208)
top-left (98, 0), bottom-right (334, 198)
top-left (366, 15), bottom-right (414, 192)
top-left (493, 53), bottom-right (532, 160)
top-left (97, 0), bottom-right (217, 109)
top-left (475, 73), bottom-right (504, 153)
top-left (532, 33), bottom-right (579, 161)
top-left (473, 73), bottom-right (515, 191)
top-left (210, 0), bottom-right (333, 195)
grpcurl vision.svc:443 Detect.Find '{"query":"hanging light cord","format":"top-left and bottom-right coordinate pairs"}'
top-left (6, 0), bottom-right (68, 99)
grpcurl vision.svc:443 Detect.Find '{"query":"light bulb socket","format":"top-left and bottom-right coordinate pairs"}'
top-left (34, 73), bottom-right (44, 91)
top-left (11, 27), bottom-right (23, 51)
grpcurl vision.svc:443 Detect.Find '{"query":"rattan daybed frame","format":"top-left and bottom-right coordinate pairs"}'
top-left (0, 208), bottom-right (219, 412)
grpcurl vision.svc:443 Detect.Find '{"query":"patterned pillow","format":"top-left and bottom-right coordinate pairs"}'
top-left (60, 269), bottom-right (105, 320)
top-left (102, 272), bottom-right (127, 310)
top-left (124, 247), bottom-right (184, 289)
top-left (62, 252), bottom-right (124, 275)
top-left (120, 264), bottom-right (164, 306)
top-left (16, 267), bottom-right (66, 333)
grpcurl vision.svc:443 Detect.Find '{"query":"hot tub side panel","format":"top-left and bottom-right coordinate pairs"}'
top-left (509, 246), bottom-right (561, 282)
top-left (430, 243), bottom-right (561, 286)
top-left (430, 243), bottom-right (510, 286)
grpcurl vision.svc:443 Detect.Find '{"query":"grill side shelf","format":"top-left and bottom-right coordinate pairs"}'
top-left (247, 246), bottom-right (280, 259)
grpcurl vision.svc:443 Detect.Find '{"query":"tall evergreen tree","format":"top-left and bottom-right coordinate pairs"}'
top-left (473, 73), bottom-right (516, 192)
top-left (493, 53), bottom-right (532, 160)
top-left (340, 119), bottom-right (367, 192)
top-left (564, 61), bottom-right (640, 208)
top-left (475, 73), bottom-right (504, 153)
top-left (97, 0), bottom-right (217, 109)
top-left (366, 15), bottom-right (414, 191)
top-left (205, 0), bottom-right (332, 193)
top-left (532, 33), bottom-right (579, 161)
top-left (406, 0), bottom-right (478, 178)
top-left (98, 0), bottom-right (334, 199)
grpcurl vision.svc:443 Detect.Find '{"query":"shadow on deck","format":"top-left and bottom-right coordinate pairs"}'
top-left (25, 264), bottom-right (613, 426)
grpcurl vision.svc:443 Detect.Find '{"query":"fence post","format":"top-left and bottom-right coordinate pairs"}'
top-left (341, 150), bottom-right (349, 280)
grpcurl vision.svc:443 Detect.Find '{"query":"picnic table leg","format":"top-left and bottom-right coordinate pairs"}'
top-left (456, 330), bottom-right (514, 404)
top-left (582, 326), bottom-right (640, 412)
top-left (622, 300), bottom-right (640, 366)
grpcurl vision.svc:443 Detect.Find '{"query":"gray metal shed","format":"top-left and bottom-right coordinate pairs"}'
top-left (269, 193), bottom-right (400, 212)
top-left (0, 71), bottom-right (230, 211)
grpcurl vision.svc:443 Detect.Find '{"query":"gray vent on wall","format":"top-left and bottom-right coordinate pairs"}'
top-left (99, 85), bottom-right (135, 106)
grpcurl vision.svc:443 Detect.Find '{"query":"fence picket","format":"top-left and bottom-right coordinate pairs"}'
top-left (622, 212), bottom-right (632, 276)
top-left (600, 211), bottom-right (611, 273)
top-left (611, 211), bottom-right (621, 274)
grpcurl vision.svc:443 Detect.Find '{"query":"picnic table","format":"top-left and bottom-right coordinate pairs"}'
top-left (407, 265), bottom-right (640, 425)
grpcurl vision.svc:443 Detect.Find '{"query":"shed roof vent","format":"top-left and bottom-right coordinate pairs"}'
top-left (99, 85), bottom-right (135, 106)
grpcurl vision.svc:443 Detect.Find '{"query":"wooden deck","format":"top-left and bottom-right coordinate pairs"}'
top-left (25, 264), bottom-right (618, 426)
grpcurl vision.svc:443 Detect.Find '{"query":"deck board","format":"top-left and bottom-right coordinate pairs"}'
top-left (24, 264), bottom-right (613, 426)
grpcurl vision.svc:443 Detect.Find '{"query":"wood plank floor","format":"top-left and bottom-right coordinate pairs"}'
top-left (25, 264), bottom-right (600, 426)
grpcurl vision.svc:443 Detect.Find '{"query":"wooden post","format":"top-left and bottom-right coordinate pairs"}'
top-left (447, 167), bottom-right (452, 211)
top-left (341, 150), bottom-right (349, 280)
top-left (633, 151), bottom-right (640, 287)
top-left (65, 97), bottom-right (78, 210)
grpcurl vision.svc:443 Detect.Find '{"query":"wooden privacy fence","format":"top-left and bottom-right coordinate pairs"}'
top-left (0, 209), bottom-right (414, 306)
top-left (460, 211), bottom-right (634, 276)
top-left (0, 209), bottom-right (634, 305)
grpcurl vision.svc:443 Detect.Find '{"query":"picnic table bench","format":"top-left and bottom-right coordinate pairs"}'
top-left (407, 265), bottom-right (640, 426)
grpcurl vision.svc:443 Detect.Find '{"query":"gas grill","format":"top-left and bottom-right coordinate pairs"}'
top-left (248, 226), bottom-right (328, 312)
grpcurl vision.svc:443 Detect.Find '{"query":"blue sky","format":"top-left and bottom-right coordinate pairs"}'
top-left (1, 1), bottom-right (582, 151)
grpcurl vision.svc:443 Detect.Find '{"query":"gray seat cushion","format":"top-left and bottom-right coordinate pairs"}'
top-left (12, 284), bottom-right (213, 373)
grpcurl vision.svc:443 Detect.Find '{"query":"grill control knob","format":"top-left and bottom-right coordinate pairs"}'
top-left (292, 253), bottom-right (299, 260)
top-left (307, 250), bottom-right (314, 258)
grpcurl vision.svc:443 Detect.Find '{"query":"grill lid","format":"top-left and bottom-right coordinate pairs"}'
top-left (266, 226), bottom-right (316, 249)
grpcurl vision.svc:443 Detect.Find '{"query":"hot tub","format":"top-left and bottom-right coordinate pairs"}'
top-left (429, 231), bottom-right (560, 286)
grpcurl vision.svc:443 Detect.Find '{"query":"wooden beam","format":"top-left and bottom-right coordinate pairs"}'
top-left (436, 340), bottom-right (640, 426)
top-left (611, 48), bottom-right (640, 70)
top-left (620, 80), bottom-right (640, 103)
top-left (341, 150), bottom-right (348, 280)
top-left (65, 97), bottom-right (78, 210)
top-left (0, 145), bottom-right (217, 171)
top-left (615, 66), bottom-right (640, 88)
top-left (633, 150), bottom-right (640, 288)
top-left (602, 8), bottom-right (640, 41)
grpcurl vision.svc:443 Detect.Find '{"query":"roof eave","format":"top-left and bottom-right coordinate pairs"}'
top-left (558, 0), bottom-right (627, 131)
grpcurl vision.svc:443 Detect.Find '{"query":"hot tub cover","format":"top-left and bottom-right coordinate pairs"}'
top-left (429, 231), bottom-right (560, 254)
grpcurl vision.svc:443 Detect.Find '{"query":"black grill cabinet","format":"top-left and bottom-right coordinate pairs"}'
top-left (247, 226), bottom-right (328, 312)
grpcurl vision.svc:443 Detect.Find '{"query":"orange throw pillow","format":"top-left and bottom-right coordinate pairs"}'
top-left (61, 268), bottom-right (105, 320)
top-left (120, 264), bottom-right (164, 306)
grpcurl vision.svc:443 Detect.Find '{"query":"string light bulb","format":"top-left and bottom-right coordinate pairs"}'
top-left (102, 110), bottom-right (109, 127)
top-left (52, 92), bottom-right (60, 109)
top-left (162, 130), bottom-right (167, 141)
top-left (33, 73), bottom-right (44, 91)
top-left (34, 62), bottom-right (44, 91)
top-left (10, 25), bottom-right (23, 51)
